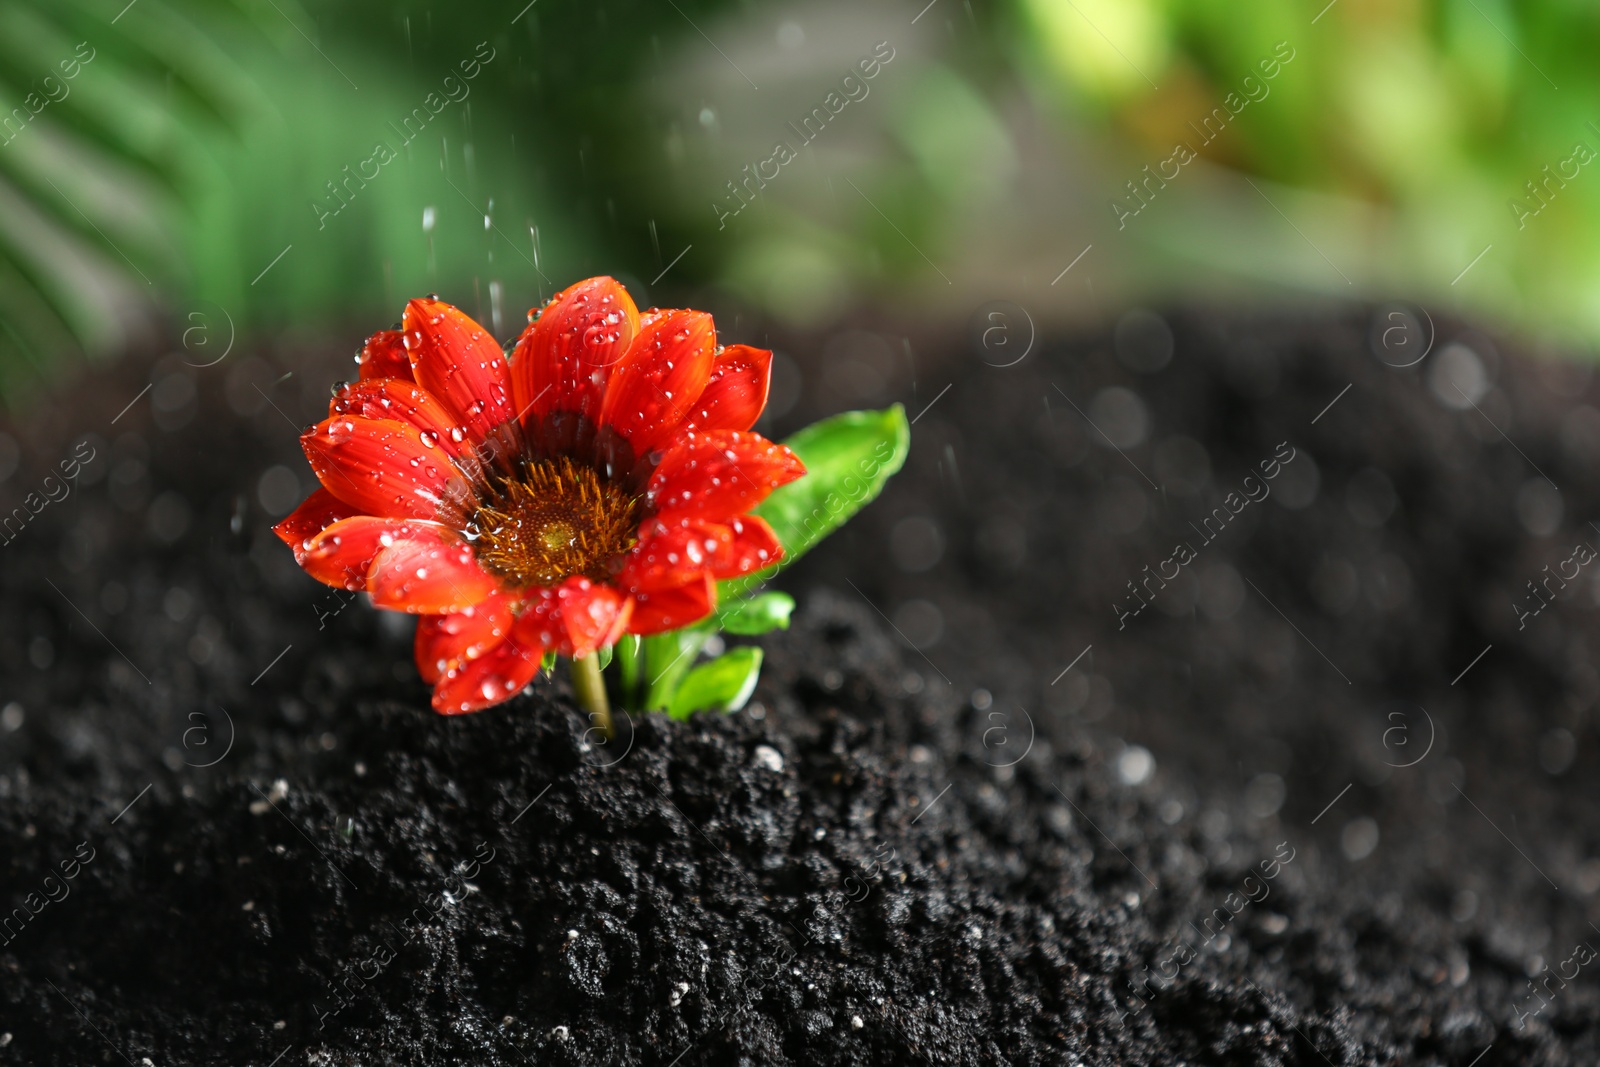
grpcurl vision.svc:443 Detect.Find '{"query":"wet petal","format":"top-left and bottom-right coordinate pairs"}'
top-left (415, 593), bottom-right (515, 685)
top-left (648, 429), bottom-right (805, 522)
top-left (619, 518), bottom-right (734, 593)
top-left (431, 592), bottom-right (559, 714)
top-left (683, 344), bottom-right (771, 434)
top-left (403, 298), bottom-right (516, 444)
top-left (273, 488), bottom-right (359, 564)
top-left (598, 309), bottom-right (715, 452)
top-left (330, 379), bottom-right (474, 462)
top-left (511, 276), bottom-right (640, 427)
top-left (301, 515), bottom-right (444, 591)
top-left (369, 530), bottom-right (501, 613)
top-left (300, 415), bottom-right (457, 520)
top-left (627, 574), bottom-right (716, 636)
top-left (711, 515), bottom-right (784, 579)
top-left (620, 514), bottom-right (784, 592)
top-left (555, 576), bottom-right (632, 655)
top-left (356, 328), bottom-right (413, 381)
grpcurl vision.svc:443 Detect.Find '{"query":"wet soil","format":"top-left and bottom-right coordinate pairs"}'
top-left (0, 305), bottom-right (1596, 1065)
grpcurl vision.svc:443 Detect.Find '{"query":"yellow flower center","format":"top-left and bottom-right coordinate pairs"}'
top-left (467, 456), bottom-right (643, 588)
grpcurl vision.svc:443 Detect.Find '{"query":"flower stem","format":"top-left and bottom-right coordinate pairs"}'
top-left (570, 653), bottom-right (615, 742)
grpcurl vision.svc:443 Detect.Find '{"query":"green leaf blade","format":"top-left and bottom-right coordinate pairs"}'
top-left (714, 591), bottom-right (795, 635)
top-left (666, 647), bottom-right (764, 720)
top-left (641, 630), bottom-right (709, 711)
top-left (722, 404), bottom-right (910, 601)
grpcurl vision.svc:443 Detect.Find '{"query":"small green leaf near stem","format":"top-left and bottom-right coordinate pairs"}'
top-left (643, 629), bottom-right (708, 711)
top-left (667, 646), bottom-right (763, 719)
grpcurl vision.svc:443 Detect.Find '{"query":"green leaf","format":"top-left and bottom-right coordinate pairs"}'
top-left (714, 591), bottom-right (796, 635)
top-left (724, 405), bottom-right (910, 600)
top-left (666, 647), bottom-right (764, 720)
top-left (540, 650), bottom-right (558, 674)
top-left (594, 643), bottom-right (614, 671)
top-left (642, 630), bottom-right (709, 711)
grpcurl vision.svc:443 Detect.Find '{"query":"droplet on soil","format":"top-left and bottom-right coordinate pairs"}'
top-left (1116, 746), bottom-right (1155, 786)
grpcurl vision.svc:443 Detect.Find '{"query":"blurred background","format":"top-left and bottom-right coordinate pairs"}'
top-left (0, 0), bottom-right (1594, 401)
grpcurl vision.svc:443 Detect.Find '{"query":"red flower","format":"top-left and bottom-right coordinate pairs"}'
top-left (274, 277), bottom-right (804, 714)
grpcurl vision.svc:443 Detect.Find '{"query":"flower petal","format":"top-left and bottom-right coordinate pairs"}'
top-left (555, 576), bottom-right (632, 655)
top-left (300, 515), bottom-right (443, 591)
top-left (511, 276), bottom-right (640, 430)
top-left (648, 429), bottom-right (806, 522)
top-left (415, 593), bottom-right (515, 685)
top-left (356, 329), bottom-right (413, 382)
top-left (598, 309), bottom-right (715, 452)
top-left (301, 415), bottom-right (458, 520)
top-left (432, 593), bottom-right (559, 714)
top-left (619, 513), bottom-right (785, 593)
top-left (273, 488), bottom-right (359, 564)
top-left (369, 529), bottom-right (501, 613)
top-left (402, 298), bottom-right (516, 444)
top-left (683, 345), bottom-right (771, 433)
top-left (619, 518), bottom-right (734, 593)
top-left (711, 515), bottom-right (784, 579)
top-left (330, 379), bottom-right (474, 462)
top-left (627, 573), bottom-right (716, 636)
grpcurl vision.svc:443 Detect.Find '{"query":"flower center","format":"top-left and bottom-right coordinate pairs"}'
top-left (467, 456), bottom-right (643, 589)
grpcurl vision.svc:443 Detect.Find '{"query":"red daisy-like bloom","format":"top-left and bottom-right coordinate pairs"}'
top-left (273, 277), bottom-right (805, 715)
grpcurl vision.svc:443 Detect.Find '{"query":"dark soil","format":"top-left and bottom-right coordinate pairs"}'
top-left (1, 304), bottom-right (1597, 1065)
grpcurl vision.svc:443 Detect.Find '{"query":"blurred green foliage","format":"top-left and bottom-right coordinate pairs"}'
top-left (0, 0), bottom-right (710, 396)
top-left (1017, 0), bottom-right (1600, 339)
top-left (1, 0), bottom-right (1598, 400)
